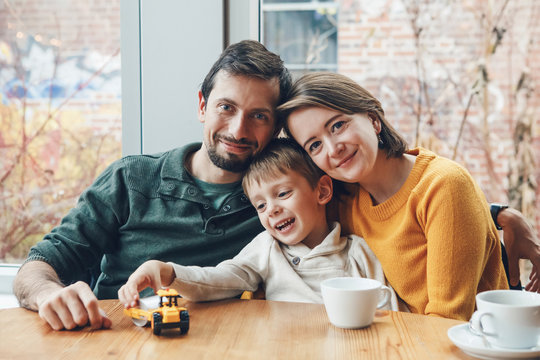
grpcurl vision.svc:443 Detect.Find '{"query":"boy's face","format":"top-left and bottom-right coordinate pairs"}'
top-left (198, 71), bottom-right (280, 173)
top-left (246, 170), bottom-right (332, 249)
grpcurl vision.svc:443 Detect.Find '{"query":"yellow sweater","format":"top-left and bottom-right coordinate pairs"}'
top-left (335, 147), bottom-right (508, 321)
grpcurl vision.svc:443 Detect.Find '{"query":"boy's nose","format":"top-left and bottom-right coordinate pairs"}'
top-left (268, 202), bottom-right (282, 215)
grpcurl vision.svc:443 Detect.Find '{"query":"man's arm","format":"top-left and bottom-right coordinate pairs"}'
top-left (13, 260), bottom-right (111, 330)
top-left (498, 207), bottom-right (540, 292)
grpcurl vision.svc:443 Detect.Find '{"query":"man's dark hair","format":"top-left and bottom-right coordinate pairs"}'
top-left (201, 40), bottom-right (292, 107)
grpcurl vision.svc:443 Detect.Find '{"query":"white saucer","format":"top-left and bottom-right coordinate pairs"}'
top-left (447, 324), bottom-right (540, 359)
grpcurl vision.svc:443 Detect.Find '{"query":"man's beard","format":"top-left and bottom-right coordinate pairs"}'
top-left (206, 136), bottom-right (255, 173)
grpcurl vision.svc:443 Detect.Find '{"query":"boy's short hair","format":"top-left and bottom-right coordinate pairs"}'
top-left (242, 138), bottom-right (324, 195)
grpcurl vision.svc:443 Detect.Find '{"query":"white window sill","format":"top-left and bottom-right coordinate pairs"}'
top-left (0, 264), bottom-right (20, 308)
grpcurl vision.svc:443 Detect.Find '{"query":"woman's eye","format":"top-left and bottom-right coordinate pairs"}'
top-left (331, 120), bottom-right (346, 132)
top-left (308, 141), bottom-right (321, 153)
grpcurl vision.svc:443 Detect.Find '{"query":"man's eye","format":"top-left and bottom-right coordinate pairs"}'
top-left (308, 141), bottom-right (321, 153)
top-left (220, 104), bottom-right (232, 111)
top-left (254, 113), bottom-right (268, 121)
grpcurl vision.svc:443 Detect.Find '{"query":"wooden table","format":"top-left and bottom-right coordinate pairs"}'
top-left (0, 299), bottom-right (474, 359)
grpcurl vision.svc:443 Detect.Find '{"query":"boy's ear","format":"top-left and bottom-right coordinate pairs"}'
top-left (317, 175), bottom-right (333, 205)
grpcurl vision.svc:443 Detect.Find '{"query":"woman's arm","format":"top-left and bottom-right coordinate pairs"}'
top-left (421, 169), bottom-right (508, 320)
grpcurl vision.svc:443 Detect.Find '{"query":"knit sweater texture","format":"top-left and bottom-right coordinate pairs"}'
top-left (170, 222), bottom-right (405, 311)
top-left (336, 147), bottom-right (508, 320)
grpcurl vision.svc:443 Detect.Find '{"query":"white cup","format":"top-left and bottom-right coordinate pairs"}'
top-left (321, 277), bottom-right (392, 329)
top-left (469, 290), bottom-right (540, 349)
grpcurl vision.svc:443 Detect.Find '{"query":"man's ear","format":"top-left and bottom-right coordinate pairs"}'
top-left (197, 90), bottom-right (206, 123)
top-left (317, 175), bottom-right (333, 205)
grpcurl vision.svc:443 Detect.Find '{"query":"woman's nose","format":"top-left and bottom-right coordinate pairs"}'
top-left (327, 141), bottom-right (344, 157)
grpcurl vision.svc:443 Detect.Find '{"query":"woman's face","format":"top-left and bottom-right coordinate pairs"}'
top-left (287, 106), bottom-right (380, 183)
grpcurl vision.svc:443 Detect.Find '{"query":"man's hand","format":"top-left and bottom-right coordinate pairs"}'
top-left (498, 207), bottom-right (540, 292)
top-left (36, 281), bottom-right (111, 331)
top-left (13, 261), bottom-right (111, 330)
top-left (118, 260), bottom-right (174, 309)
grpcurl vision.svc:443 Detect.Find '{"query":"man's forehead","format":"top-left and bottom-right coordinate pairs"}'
top-left (211, 71), bottom-right (280, 104)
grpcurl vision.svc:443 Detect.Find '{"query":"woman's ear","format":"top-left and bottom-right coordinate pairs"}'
top-left (317, 175), bottom-right (333, 205)
top-left (368, 112), bottom-right (382, 134)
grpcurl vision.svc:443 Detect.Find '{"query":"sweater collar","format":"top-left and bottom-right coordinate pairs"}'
top-left (358, 147), bottom-right (435, 219)
top-left (283, 222), bottom-right (346, 259)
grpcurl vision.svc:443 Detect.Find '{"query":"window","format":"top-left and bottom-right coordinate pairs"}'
top-left (262, 1), bottom-right (338, 77)
top-left (0, 0), bottom-right (121, 263)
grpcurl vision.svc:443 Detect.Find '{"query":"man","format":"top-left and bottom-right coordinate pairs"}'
top-left (13, 40), bottom-right (540, 331)
top-left (13, 40), bottom-right (291, 330)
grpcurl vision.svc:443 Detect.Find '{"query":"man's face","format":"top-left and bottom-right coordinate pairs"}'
top-left (198, 71), bottom-right (280, 173)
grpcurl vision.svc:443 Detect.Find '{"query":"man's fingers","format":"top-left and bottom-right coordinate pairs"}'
top-left (37, 282), bottom-right (107, 331)
top-left (38, 304), bottom-right (68, 331)
top-left (525, 267), bottom-right (539, 293)
top-left (77, 284), bottom-right (106, 329)
top-left (506, 254), bottom-right (521, 287)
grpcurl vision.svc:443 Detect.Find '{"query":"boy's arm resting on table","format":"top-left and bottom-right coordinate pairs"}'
top-left (498, 207), bottom-right (540, 292)
top-left (13, 260), bottom-right (111, 331)
top-left (168, 234), bottom-right (270, 302)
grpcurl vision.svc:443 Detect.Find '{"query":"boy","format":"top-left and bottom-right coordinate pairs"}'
top-left (119, 139), bottom-right (402, 310)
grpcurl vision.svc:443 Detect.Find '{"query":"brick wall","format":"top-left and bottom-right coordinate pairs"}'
top-left (337, 0), bottom-right (540, 238)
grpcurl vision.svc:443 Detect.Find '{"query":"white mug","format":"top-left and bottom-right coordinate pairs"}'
top-left (321, 277), bottom-right (392, 329)
top-left (469, 290), bottom-right (540, 349)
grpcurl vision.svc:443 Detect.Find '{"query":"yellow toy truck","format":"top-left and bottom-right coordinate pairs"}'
top-left (124, 288), bottom-right (189, 335)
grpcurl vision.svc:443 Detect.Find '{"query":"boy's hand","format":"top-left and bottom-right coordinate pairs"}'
top-left (118, 260), bottom-right (175, 308)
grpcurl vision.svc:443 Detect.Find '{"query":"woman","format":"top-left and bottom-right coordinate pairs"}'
top-left (277, 72), bottom-right (508, 320)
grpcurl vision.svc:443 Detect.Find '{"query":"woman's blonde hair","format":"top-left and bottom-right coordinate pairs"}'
top-left (277, 72), bottom-right (408, 158)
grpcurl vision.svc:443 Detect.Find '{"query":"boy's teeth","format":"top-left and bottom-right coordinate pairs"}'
top-left (276, 218), bottom-right (295, 230)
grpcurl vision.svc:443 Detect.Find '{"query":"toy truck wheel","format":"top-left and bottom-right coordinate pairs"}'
top-left (180, 310), bottom-right (190, 334)
top-left (153, 313), bottom-right (162, 335)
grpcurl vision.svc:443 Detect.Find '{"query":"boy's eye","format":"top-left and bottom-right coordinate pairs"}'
top-left (278, 190), bottom-right (292, 198)
top-left (255, 203), bottom-right (266, 211)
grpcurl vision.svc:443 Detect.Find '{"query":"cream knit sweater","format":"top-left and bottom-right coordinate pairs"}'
top-left (170, 222), bottom-right (404, 311)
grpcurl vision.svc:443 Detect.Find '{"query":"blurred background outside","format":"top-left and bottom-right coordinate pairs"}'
top-left (1, 0), bottom-right (538, 284)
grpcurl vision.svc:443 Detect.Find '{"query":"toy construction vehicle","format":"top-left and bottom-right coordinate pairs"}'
top-left (124, 288), bottom-right (189, 335)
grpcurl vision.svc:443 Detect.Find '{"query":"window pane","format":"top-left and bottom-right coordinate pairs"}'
top-left (0, 1), bottom-right (121, 263)
top-left (263, 3), bottom-right (337, 76)
top-left (262, 0), bottom-right (539, 285)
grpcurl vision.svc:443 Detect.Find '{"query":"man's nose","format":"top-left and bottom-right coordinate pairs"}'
top-left (229, 113), bottom-right (249, 139)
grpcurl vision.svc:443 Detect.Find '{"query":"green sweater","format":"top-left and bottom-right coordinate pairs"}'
top-left (26, 143), bottom-right (264, 299)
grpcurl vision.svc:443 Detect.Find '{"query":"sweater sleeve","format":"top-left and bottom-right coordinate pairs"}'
top-left (26, 160), bottom-right (129, 285)
top-left (169, 232), bottom-right (271, 301)
top-left (419, 165), bottom-right (504, 320)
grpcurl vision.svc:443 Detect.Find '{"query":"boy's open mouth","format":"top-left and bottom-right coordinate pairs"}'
top-left (275, 218), bottom-right (295, 231)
